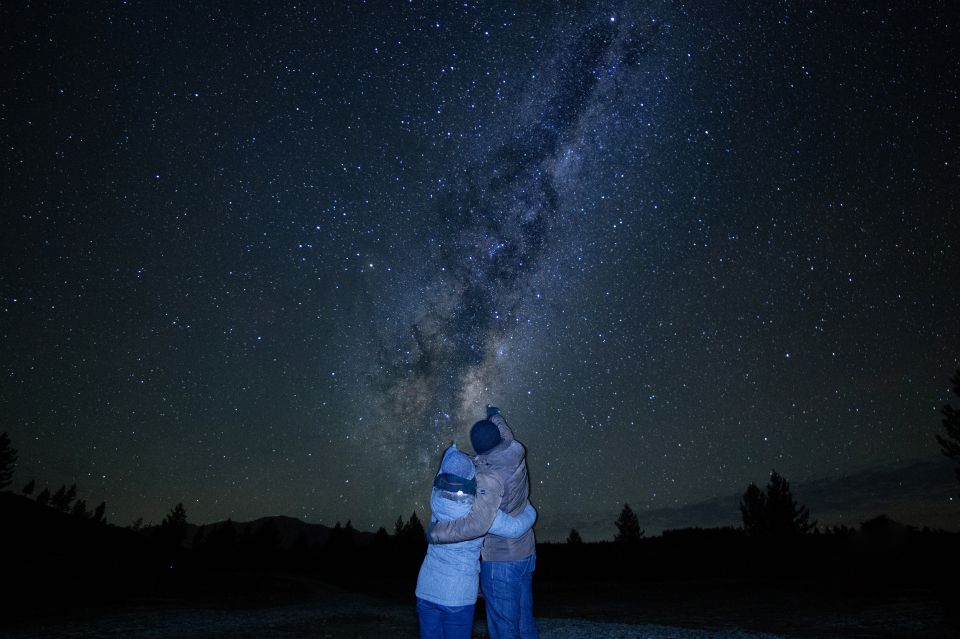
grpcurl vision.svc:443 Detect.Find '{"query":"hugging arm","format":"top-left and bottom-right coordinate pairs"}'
top-left (488, 502), bottom-right (537, 539)
top-left (428, 473), bottom-right (503, 544)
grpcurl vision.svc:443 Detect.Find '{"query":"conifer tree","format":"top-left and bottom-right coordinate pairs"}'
top-left (372, 526), bottom-right (389, 548)
top-left (614, 503), bottom-right (644, 544)
top-left (326, 520), bottom-right (351, 553)
top-left (22, 479), bottom-right (35, 495)
top-left (0, 432), bottom-right (17, 490)
top-left (740, 483), bottom-right (767, 537)
top-left (566, 528), bottom-right (583, 545)
top-left (765, 470), bottom-right (815, 536)
top-left (160, 503), bottom-right (189, 549)
top-left (91, 501), bottom-right (106, 524)
top-left (405, 511), bottom-right (425, 542)
top-left (740, 470), bottom-right (815, 537)
top-left (327, 521), bottom-right (343, 545)
top-left (936, 367), bottom-right (960, 494)
top-left (51, 484), bottom-right (70, 511)
top-left (70, 499), bottom-right (89, 519)
top-left (343, 520), bottom-right (356, 548)
top-left (35, 487), bottom-right (51, 507)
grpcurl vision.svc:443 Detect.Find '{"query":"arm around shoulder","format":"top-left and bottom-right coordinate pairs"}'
top-left (428, 473), bottom-right (504, 544)
top-left (488, 501), bottom-right (537, 539)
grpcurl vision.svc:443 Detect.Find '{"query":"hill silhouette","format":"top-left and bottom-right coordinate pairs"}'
top-left (182, 515), bottom-right (377, 550)
top-left (0, 491), bottom-right (160, 618)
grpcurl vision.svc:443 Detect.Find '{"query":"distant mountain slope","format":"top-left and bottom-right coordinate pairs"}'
top-left (185, 514), bottom-right (376, 549)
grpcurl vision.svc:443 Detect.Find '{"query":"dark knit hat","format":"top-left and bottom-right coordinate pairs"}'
top-left (470, 419), bottom-right (502, 455)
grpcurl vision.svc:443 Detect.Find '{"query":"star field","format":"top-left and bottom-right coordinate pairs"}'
top-left (1, 1), bottom-right (957, 539)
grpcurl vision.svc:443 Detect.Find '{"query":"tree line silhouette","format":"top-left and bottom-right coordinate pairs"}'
top-left (1, 364), bottom-right (959, 614)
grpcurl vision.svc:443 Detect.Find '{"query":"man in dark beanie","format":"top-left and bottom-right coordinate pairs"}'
top-left (470, 418), bottom-right (502, 455)
top-left (428, 405), bottom-right (538, 639)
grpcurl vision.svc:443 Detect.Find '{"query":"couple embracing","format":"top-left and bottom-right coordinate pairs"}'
top-left (415, 405), bottom-right (539, 639)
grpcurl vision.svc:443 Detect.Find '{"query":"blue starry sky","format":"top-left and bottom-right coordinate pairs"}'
top-left (2, 1), bottom-right (957, 539)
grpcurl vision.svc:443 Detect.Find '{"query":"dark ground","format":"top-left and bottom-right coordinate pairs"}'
top-left (2, 494), bottom-right (957, 638)
top-left (3, 571), bottom-right (955, 639)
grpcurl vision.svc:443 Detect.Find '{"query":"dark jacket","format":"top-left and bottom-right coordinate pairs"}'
top-left (428, 412), bottom-right (536, 561)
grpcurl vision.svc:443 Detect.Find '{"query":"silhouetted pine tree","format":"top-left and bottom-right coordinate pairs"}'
top-left (937, 366), bottom-right (960, 494)
top-left (405, 511), bottom-right (425, 542)
top-left (327, 521), bottom-right (345, 549)
top-left (22, 479), bottom-right (35, 495)
top-left (159, 503), bottom-right (189, 549)
top-left (91, 501), bottom-right (106, 524)
top-left (129, 517), bottom-right (144, 531)
top-left (324, 520), bottom-right (350, 573)
top-left (35, 487), bottom-right (51, 506)
top-left (566, 528), bottom-right (583, 545)
top-left (70, 499), bottom-right (89, 519)
top-left (765, 470), bottom-right (815, 536)
top-left (740, 483), bottom-right (768, 537)
top-left (0, 432), bottom-right (18, 490)
top-left (51, 484), bottom-right (77, 512)
top-left (741, 470), bottom-right (815, 538)
top-left (372, 526), bottom-right (389, 548)
top-left (343, 520), bottom-right (356, 549)
top-left (614, 504), bottom-right (644, 544)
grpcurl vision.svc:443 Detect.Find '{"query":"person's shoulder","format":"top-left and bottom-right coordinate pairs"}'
top-left (499, 439), bottom-right (526, 463)
top-left (508, 439), bottom-right (526, 456)
top-left (475, 469), bottom-right (504, 497)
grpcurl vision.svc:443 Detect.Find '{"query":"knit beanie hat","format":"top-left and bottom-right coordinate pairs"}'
top-left (470, 419), bottom-right (502, 455)
top-left (439, 442), bottom-right (475, 480)
top-left (435, 442), bottom-right (477, 494)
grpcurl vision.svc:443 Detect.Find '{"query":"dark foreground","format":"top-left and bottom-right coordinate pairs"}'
top-left (2, 493), bottom-right (957, 638)
top-left (1, 571), bottom-right (956, 639)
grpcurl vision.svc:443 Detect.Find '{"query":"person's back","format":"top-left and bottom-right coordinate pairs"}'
top-left (474, 411), bottom-right (535, 561)
top-left (416, 482), bottom-right (485, 606)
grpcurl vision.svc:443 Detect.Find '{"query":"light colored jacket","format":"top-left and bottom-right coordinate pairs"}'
top-left (428, 412), bottom-right (536, 561)
top-left (415, 479), bottom-right (536, 606)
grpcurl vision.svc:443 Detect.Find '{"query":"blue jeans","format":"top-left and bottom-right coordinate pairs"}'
top-left (480, 554), bottom-right (539, 639)
top-left (416, 597), bottom-right (475, 639)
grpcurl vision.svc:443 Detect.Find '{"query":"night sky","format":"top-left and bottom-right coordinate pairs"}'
top-left (2, 1), bottom-right (958, 541)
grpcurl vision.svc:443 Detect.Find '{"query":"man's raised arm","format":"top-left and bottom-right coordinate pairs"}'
top-left (486, 405), bottom-right (515, 445)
